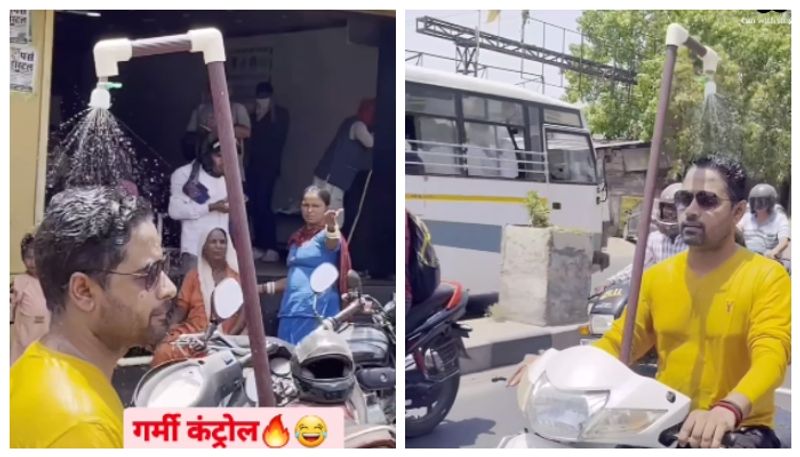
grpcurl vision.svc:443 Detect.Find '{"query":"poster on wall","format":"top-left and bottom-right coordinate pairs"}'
top-left (10, 10), bottom-right (31, 44)
top-left (226, 46), bottom-right (273, 103)
top-left (10, 45), bottom-right (36, 93)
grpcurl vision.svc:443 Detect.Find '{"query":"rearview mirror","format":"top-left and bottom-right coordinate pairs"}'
top-left (212, 278), bottom-right (243, 321)
top-left (310, 263), bottom-right (338, 294)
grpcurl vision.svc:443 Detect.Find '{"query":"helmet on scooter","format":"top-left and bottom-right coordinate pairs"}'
top-left (748, 183), bottom-right (778, 213)
top-left (654, 183), bottom-right (681, 238)
top-left (290, 328), bottom-right (356, 404)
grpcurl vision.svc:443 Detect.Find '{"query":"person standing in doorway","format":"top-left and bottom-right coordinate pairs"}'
top-left (168, 135), bottom-right (230, 276)
top-left (247, 81), bottom-right (290, 263)
top-left (313, 98), bottom-right (375, 228)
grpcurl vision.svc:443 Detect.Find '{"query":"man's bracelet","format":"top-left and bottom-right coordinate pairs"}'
top-left (713, 400), bottom-right (743, 427)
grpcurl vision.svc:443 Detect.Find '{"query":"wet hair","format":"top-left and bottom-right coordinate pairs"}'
top-left (34, 186), bottom-right (153, 314)
top-left (687, 155), bottom-right (748, 203)
top-left (303, 185), bottom-right (331, 207)
top-left (20, 232), bottom-right (35, 260)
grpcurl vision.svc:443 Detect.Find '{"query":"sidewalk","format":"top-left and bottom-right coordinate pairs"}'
top-left (459, 317), bottom-right (583, 374)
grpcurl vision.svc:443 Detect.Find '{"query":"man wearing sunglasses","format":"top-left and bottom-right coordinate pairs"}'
top-left (737, 183), bottom-right (790, 267)
top-left (595, 155), bottom-right (790, 448)
top-left (11, 187), bottom-right (178, 448)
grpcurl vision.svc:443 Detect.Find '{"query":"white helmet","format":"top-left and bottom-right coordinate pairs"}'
top-left (654, 183), bottom-right (682, 237)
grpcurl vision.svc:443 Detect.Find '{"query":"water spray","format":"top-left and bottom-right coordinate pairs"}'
top-left (92, 28), bottom-right (276, 407)
top-left (619, 24), bottom-right (721, 366)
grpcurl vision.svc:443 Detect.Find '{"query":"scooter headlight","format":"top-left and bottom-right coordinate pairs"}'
top-left (589, 314), bottom-right (614, 335)
top-left (523, 373), bottom-right (608, 441)
top-left (581, 409), bottom-right (667, 439)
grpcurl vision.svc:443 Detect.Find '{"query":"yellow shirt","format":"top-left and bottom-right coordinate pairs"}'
top-left (10, 341), bottom-right (124, 448)
top-left (595, 248), bottom-right (790, 427)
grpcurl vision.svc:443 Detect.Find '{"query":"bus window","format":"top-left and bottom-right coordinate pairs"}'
top-left (543, 108), bottom-right (583, 127)
top-left (464, 122), bottom-right (520, 179)
top-left (462, 95), bottom-right (524, 125)
top-left (413, 116), bottom-right (461, 176)
top-left (545, 130), bottom-right (597, 184)
top-left (406, 83), bottom-right (457, 117)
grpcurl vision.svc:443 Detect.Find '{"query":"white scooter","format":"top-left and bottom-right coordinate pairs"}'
top-left (499, 345), bottom-right (701, 448)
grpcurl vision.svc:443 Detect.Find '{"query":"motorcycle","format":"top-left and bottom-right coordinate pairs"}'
top-left (335, 270), bottom-right (397, 426)
top-left (405, 281), bottom-right (471, 437)
top-left (498, 345), bottom-right (740, 448)
top-left (305, 264), bottom-right (396, 427)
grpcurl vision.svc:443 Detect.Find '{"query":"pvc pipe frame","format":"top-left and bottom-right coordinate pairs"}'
top-left (94, 30), bottom-right (276, 407)
top-left (620, 27), bottom-right (722, 364)
top-left (620, 44), bottom-right (679, 366)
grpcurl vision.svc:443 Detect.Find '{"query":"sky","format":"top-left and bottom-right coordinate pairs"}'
top-left (405, 10), bottom-right (585, 99)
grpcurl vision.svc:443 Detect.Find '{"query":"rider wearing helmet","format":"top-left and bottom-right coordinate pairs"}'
top-left (737, 183), bottom-right (790, 262)
top-left (607, 183), bottom-right (688, 284)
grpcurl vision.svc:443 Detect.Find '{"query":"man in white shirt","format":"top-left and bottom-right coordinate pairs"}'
top-left (738, 183), bottom-right (790, 263)
top-left (168, 136), bottom-right (230, 275)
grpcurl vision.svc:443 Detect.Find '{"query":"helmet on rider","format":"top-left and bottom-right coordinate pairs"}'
top-left (748, 183), bottom-right (778, 214)
top-left (654, 183), bottom-right (681, 238)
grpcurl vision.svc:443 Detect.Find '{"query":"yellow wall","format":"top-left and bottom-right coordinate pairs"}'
top-left (10, 10), bottom-right (53, 274)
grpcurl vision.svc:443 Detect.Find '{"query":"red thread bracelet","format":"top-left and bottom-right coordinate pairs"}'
top-left (713, 401), bottom-right (743, 427)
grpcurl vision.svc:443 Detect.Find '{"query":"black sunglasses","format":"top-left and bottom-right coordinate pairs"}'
top-left (96, 254), bottom-right (170, 291)
top-left (674, 190), bottom-right (730, 210)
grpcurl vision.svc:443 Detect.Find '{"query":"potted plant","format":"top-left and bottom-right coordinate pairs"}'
top-left (495, 191), bottom-right (593, 326)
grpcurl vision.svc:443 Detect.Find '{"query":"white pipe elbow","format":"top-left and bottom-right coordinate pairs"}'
top-left (665, 23), bottom-right (689, 47)
top-left (188, 28), bottom-right (226, 63)
top-left (93, 38), bottom-right (132, 78)
top-left (702, 47), bottom-right (720, 74)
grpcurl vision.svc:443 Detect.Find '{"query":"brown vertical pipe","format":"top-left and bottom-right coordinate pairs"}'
top-left (620, 45), bottom-right (679, 365)
top-left (207, 61), bottom-right (276, 407)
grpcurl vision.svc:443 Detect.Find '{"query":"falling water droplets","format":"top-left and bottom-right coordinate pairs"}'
top-left (46, 106), bottom-right (172, 214)
top-left (698, 82), bottom-right (743, 157)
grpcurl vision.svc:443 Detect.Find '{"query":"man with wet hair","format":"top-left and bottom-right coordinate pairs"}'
top-left (510, 155), bottom-right (790, 448)
top-left (11, 186), bottom-right (177, 448)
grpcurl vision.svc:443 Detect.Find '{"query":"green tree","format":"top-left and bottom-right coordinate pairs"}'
top-left (565, 10), bottom-right (791, 185)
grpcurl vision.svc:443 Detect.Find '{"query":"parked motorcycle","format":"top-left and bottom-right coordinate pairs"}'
top-left (336, 270), bottom-right (396, 425)
top-left (498, 345), bottom-right (740, 448)
top-left (405, 281), bottom-right (471, 437)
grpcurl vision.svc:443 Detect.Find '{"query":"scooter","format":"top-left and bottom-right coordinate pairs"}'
top-left (405, 281), bottom-right (471, 437)
top-left (498, 345), bottom-right (738, 448)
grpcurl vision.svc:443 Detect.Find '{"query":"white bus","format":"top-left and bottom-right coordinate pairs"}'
top-left (405, 65), bottom-right (610, 299)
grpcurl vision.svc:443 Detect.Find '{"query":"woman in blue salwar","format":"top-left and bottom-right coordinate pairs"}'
top-left (260, 186), bottom-right (352, 344)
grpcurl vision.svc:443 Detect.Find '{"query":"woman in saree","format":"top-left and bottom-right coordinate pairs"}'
top-left (259, 186), bottom-right (351, 345)
top-left (151, 226), bottom-right (246, 366)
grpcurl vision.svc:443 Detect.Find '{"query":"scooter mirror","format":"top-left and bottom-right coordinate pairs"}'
top-left (212, 278), bottom-right (243, 320)
top-left (310, 263), bottom-right (339, 294)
